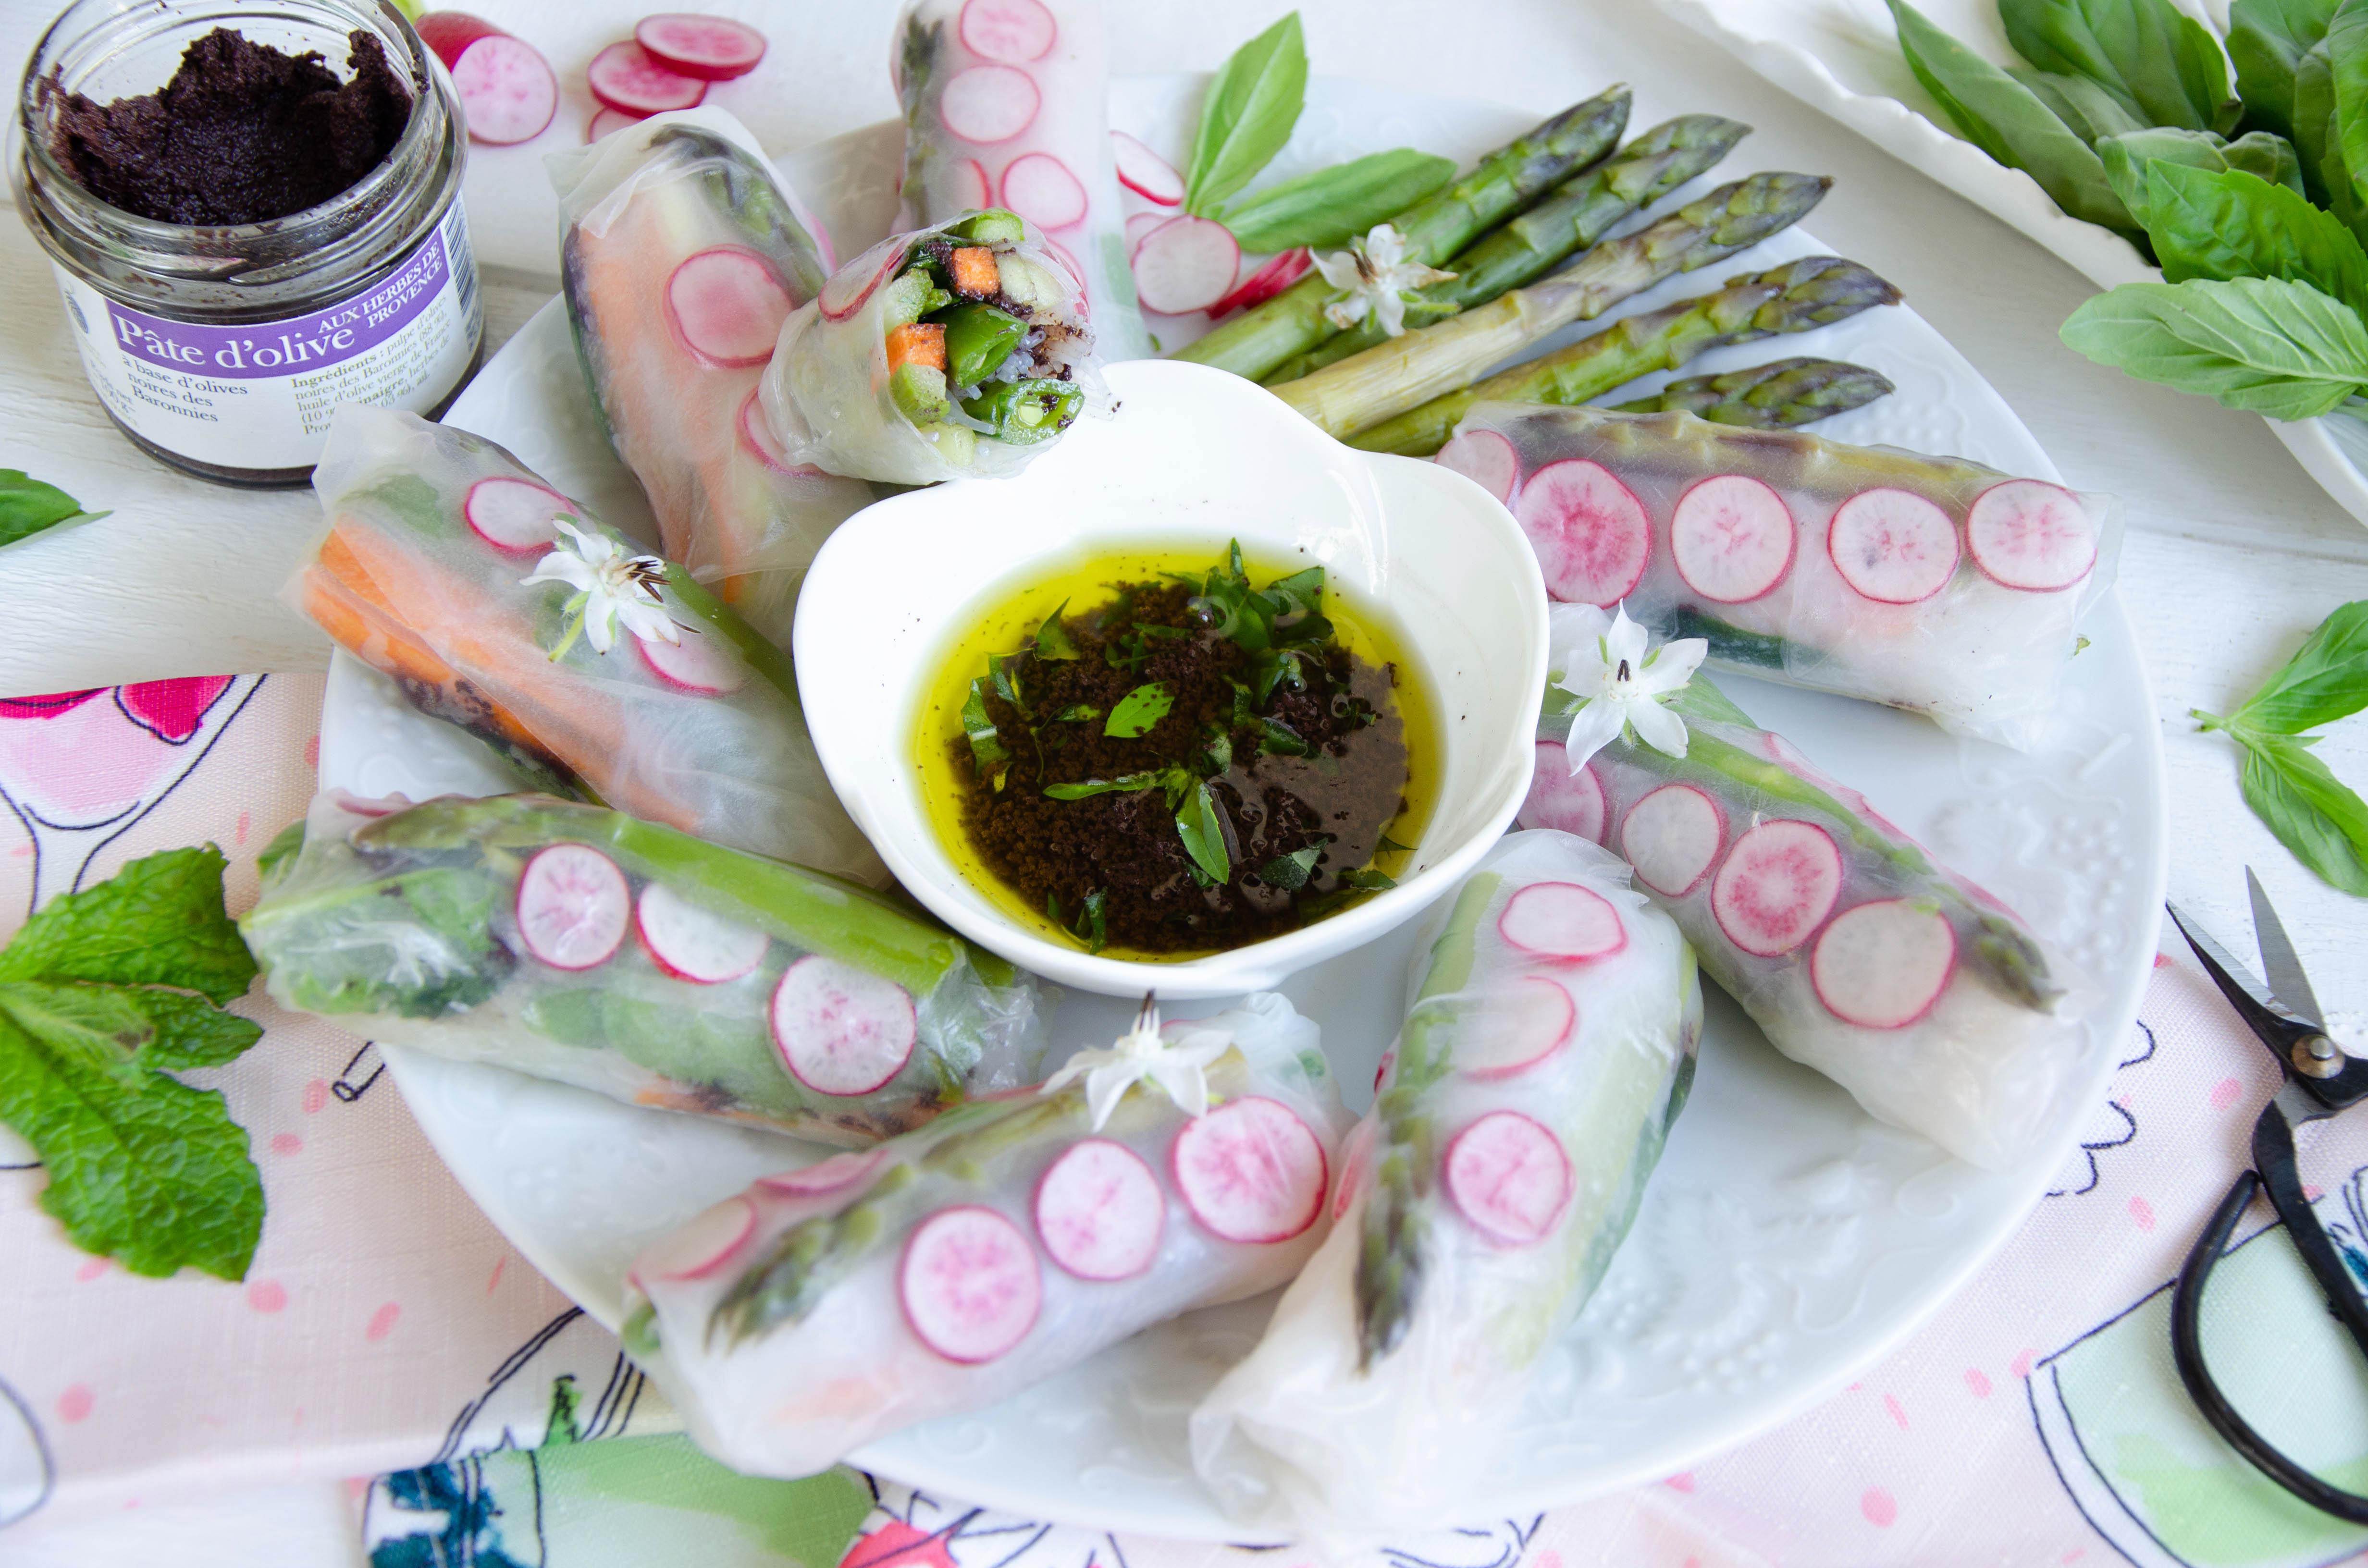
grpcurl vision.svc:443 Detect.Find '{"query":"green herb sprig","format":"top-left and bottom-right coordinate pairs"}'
top-left (2195, 600), bottom-right (2368, 893)
top-left (0, 470), bottom-right (109, 549)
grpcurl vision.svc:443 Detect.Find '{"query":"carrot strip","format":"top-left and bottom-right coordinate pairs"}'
top-left (887, 321), bottom-right (947, 373)
top-left (949, 246), bottom-right (999, 298)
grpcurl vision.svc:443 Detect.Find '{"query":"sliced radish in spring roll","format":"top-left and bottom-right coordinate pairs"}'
top-left (1515, 459), bottom-right (1653, 606)
top-left (1516, 741), bottom-right (1604, 843)
top-left (1435, 428), bottom-right (1518, 505)
top-left (637, 881), bottom-right (766, 982)
top-left (463, 477), bottom-right (568, 552)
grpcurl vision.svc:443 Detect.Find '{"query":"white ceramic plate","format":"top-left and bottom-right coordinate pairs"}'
top-left (1654, 0), bottom-right (2368, 533)
top-left (318, 77), bottom-right (2167, 1538)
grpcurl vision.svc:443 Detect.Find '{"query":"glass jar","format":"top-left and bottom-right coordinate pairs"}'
top-left (12, 0), bottom-right (482, 487)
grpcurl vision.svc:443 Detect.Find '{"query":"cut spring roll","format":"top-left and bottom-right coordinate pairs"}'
top-left (243, 793), bottom-right (1049, 1144)
top-left (294, 404), bottom-right (883, 885)
top-left (1192, 831), bottom-right (1700, 1536)
top-left (552, 108), bottom-right (875, 647)
top-left (1522, 602), bottom-right (2083, 1167)
top-left (760, 208), bottom-right (1105, 483)
top-left (894, 0), bottom-right (1151, 360)
top-left (624, 993), bottom-right (1351, 1478)
top-left (1444, 404), bottom-right (2121, 749)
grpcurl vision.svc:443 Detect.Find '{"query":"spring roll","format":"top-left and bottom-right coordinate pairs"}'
top-left (759, 208), bottom-right (1106, 484)
top-left (1521, 601), bottom-right (2082, 1168)
top-left (893, 0), bottom-right (1150, 361)
top-left (294, 404), bottom-right (882, 885)
top-left (624, 992), bottom-right (1351, 1478)
top-left (1439, 404), bottom-right (2122, 749)
top-left (551, 108), bottom-right (875, 646)
top-left (1192, 831), bottom-right (1700, 1537)
top-left (242, 792), bottom-right (1048, 1144)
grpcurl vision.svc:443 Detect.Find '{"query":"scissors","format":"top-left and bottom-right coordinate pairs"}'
top-left (2167, 872), bottom-right (2368, 1522)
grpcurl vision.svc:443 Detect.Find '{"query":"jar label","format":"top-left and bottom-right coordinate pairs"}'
top-left (50, 202), bottom-right (483, 474)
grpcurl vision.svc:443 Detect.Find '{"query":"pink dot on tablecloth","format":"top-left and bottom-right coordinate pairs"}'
top-left (247, 1280), bottom-right (286, 1313)
top-left (2210, 1078), bottom-right (2243, 1111)
top-left (1862, 1487), bottom-right (1898, 1527)
top-left (486, 1256), bottom-right (506, 1294)
top-left (2011, 1349), bottom-right (2037, 1379)
top-left (271, 1133), bottom-right (302, 1156)
top-left (76, 1258), bottom-right (108, 1282)
top-left (1665, 1472), bottom-right (1695, 1493)
top-left (1965, 1368), bottom-right (1992, 1398)
top-left (305, 735), bottom-right (320, 767)
top-left (302, 1079), bottom-right (329, 1114)
top-left (1532, 1553), bottom-right (1561, 1568)
top-left (235, 810), bottom-right (249, 845)
top-left (1885, 1393), bottom-right (1908, 1430)
top-left (57, 1385), bottom-right (92, 1423)
top-left (366, 1303), bottom-right (401, 1342)
top-left (2130, 1196), bottom-right (2156, 1232)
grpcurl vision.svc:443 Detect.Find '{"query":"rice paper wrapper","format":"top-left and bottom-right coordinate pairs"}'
top-left (625, 992), bottom-right (1351, 1479)
top-left (296, 404), bottom-right (883, 885)
top-left (241, 791), bottom-right (1049, 1143)
top-left (894, 0), bottom-right (1151, 361)
top-left (550, 107), bottom-right (872, 646)
top-left (1191, 832), bottom-right (1699, 1541)
top-left (1442, 404), bottom-right (2124, 750)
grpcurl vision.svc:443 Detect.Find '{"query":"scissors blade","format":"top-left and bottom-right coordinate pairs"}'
top-left (2248, 868), bottom-right (2328, 1029)
top-left (2167, 901), bottom-right (2301, 1055)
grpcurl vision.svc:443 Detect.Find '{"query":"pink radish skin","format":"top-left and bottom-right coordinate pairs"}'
top-left (586, 106), bottom-right (640, 143)
top-left (1497, 881), bottom-right (1627, 961)
top-left (1001, 152), bottom-right (1088, 231)
top-left (1966, 479), bottom-right (2096, 591)
top-left (770, 956), bottom-right (917, 1096)
top-left (1373, 1049), bottom-right (1395, 1093)
top-left (945, 158), bottom-right (993, 212)
top-left (1443, 1112), bottom-right (1573, 1246)
top-left (633, 13), bottom-right (767, 81)
top-left (961, 0), bottom-right (1058, 62)
top-left (1171, 1096), bottom-right (1327, 1244)
top-left (1112, 130), bottom-right (1184, 205)
top-left (1515, 459), bottom-right (1653, 606)
top-left (1206, 247), bottom-right (1310, 317)
top-left (648, 1195), bottom-right (757, 1280)
top-left (818, 243), bottom-right (902, 321)
top-left (1436, 429), bottom-right (1518, 505)
top-left (1032, 1139), bottom-right (1165, 1281)
top-left (463, 477), bottom-right (568, 552)
top-left (757, 1149), bottom-right (888, 1199)
top-left (666, 247), bottom-right (794, 368)
top-left (1332, 1119), bottom-right (1378, 1221)
top-left (1462, 976), bottom-right (1577, 1079)
top-left (1517, 742), bottom-right (1606, 844)
top-left (1619, 783), bottom-right (1726, 897)
top-left (1671, 473), bottom-right (1795, 603)
top-left (416, 15), bottom-right (557, 146)
top-left (635, 882), bottom-right (766, 983)
top-left (1710, 820), bottom-right (1843, 957)
top-left (516, 844), bottom-right (631, 970)
top-left (738, 390), bottom-right (824, 478)
top-left (1810, 899), bottom-right (1958, 1029)
top-left (412, 12), bottom-right (505, 68)
top-left (939, 64), bottom-right (1040, 144)
top-left (1124, 212), bottom-right (1167, 256)
top-left (1132, 217), bottom-right (1239, 314)
top-left (899, 1206), bottom-right (1041, 1364)
top-left (1827, 488), bottom-right (1960, 605)
top-left (587, 41), bottom-right (706, 116)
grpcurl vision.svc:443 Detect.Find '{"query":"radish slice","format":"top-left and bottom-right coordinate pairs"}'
top-left (1515, 459), bottom-right (1653, 606)
top-left (463, 477), bottom-right (568, 551)
top-left (899, 1206), bottom-right (1041, 1364)
top-left (1518, 741), bottom-right (1605, 844)
top-left (1132, 216), bottom-right (1238, 315)
top-left (416, 15), bottom-right (557, 147)
top-left (819, 243), bottom-right (902, 321)
top-left (665, 247), bottom-right (794, 368)
top-left (1207, 246), bottom-right (1310, 317)
top-left (1966, 479), bottom-right (2096, 591)
top-left (1620, 783), bottom-right (1726, 897)
top-left (636, 882), bottom-right (766, 983)
top-left (1710, 820), bottom-right (1842, 957)
top-left (1827, 488), bottom-right (1961, 605)
top-left (516, 844), bottom-right (631, 970)
top-left (412, 12), bottom-right (505, 68)
top-left (939, 64), bottom-right (1040, 144)
top-left (738, 390), bottom-right (822, 478)
top-left (1111, 130), bottom-right (1184, 206)
top-left (1436, 429), bottom-right (1518, 505)
top-left (1671, 474), bottom-right (1795, 603)
top-left (1001, 152), bottom-right (1088, 231)
top-left (587, 41), bottom-right (707, 116)
top-left (586, 106), bottom-right (640, 143)
top-left (1171, 1096), bottom-right (1327, 1244)
top-left (1811, 899), bottom-right (1957, 1028)
top-left (1332, 1119), bottom-right (1378, 1221)
top-left (646, 1195), bottom-right (756, 1280)
top-left (961, 0), bottom-right (1058, 62)
top-left (1124, 212), bottom-right (1167, 256)
top-left (634, 13), bottom-right (768, 81)
top-left (1033, 1139), bottom-right (1165, 1280)
top-left (945, 157), bottom-right (994, 211)
top-left (1460, 976), bottom-right (1577, 1079)
top-left (771, 956), bottom-right (917, 1095)
top-left (1443, 1111), bottom-right (1572, 1246)
top-left (1497, 881), bottom-right (1626, 961)
top-left (758, 1149), bottom-right (888, 1198)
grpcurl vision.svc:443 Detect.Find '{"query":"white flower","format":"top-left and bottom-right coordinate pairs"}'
top-left (519, 519), bottom-right (684, 659)
top-left (1313, 224), bottom-right (1455, 338)
top-left (1039, 994), bottom-right (1232, 1131)
top-left (1553, 604), bottom-right (1707, 771)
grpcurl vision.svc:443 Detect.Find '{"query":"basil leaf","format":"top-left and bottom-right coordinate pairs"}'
top-left (1035, 601), bottom-right (1080, 661)
top-left (2058, 275), bottom-right (2368, 418)
top-left (1053, 703), bottom-right (1102, 723)
top-left (2012, 64), bottom-right (2148, 144)
top-left (1175, 782), bottom-right (1233, 884)
top-left (1999, 0), bottom-right (2241, 133)
top-left (1341, 866), bottom-right (1398, 892)
top-left (2231, 0), bottom-right (2338, 141)
top-left (987, 651), bottom-right (1025, 710)
top-left (2236, 600), bottom-right (2368, 731)
top-left (0, 470), bottom-right (106, 549)
top-left (2136, 163), bottom-right (2368, 310)
top-left (2100, 129), bottom-right (2306, 235)
top-left (1043, 772), bottom-right (1163, 800)
top-left (1257, 715), bottom-right (1314, 756)
top-left (2240, 730), bottom-right (2368, 893)
top-left (1219, 149), bottom-right (1456, 254)
top-left (962, 678), bottom-right (1009, 770)
top-left (1185, 12), bottom-right (1307, 216)
top-left (1105, 683), bottom-right (1175, 738)
top-left (1258, 839), bottom-right (1327, 891)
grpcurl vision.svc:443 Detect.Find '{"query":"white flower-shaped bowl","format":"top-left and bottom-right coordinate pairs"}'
top-left (793, 359), bottom-right (1549, 998)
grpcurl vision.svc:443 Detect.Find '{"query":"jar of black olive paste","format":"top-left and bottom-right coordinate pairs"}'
top-left (12, 0), bottom-right (481, 486)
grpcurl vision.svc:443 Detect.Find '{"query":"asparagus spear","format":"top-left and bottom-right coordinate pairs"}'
top-left (1346, 254), bottom-right (1899, 456)
top-left (1173, 86), bottom-right (1633, 381)
top-left (1610, 356), bottom-right (1896, 428)
top-left (1263, 115), bottom-right (1751, 385)
top-left (1277, 173), bottom-right (1832, 441)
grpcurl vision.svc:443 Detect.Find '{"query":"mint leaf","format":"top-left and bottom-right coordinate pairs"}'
top-left (1258, 839), bottom-right (1327, 891)
top-left (962, 678), bottom-right (1009, 771)
top-left (0, 470), bottom-right (107, 549)
top-left (2236, 600), bottom-right (2368, 733)
top-left (2058, 276), bottom-right (2368, 419)
top-left (1176, 781), bottom-right (1233, 884)
top-left (1219, 149), bottom-right (1456, 254)
top-left (1342, 866), bottom-right (1398, 892)
top-left (1104, 683), bottom-right (1174, 738)
top-left (0, 844), bottom-right (255, 1004)
top-left (1044, 772), bottom-right (1164, 800)
top-left (1185, 12), bottom-right (1307, 216)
